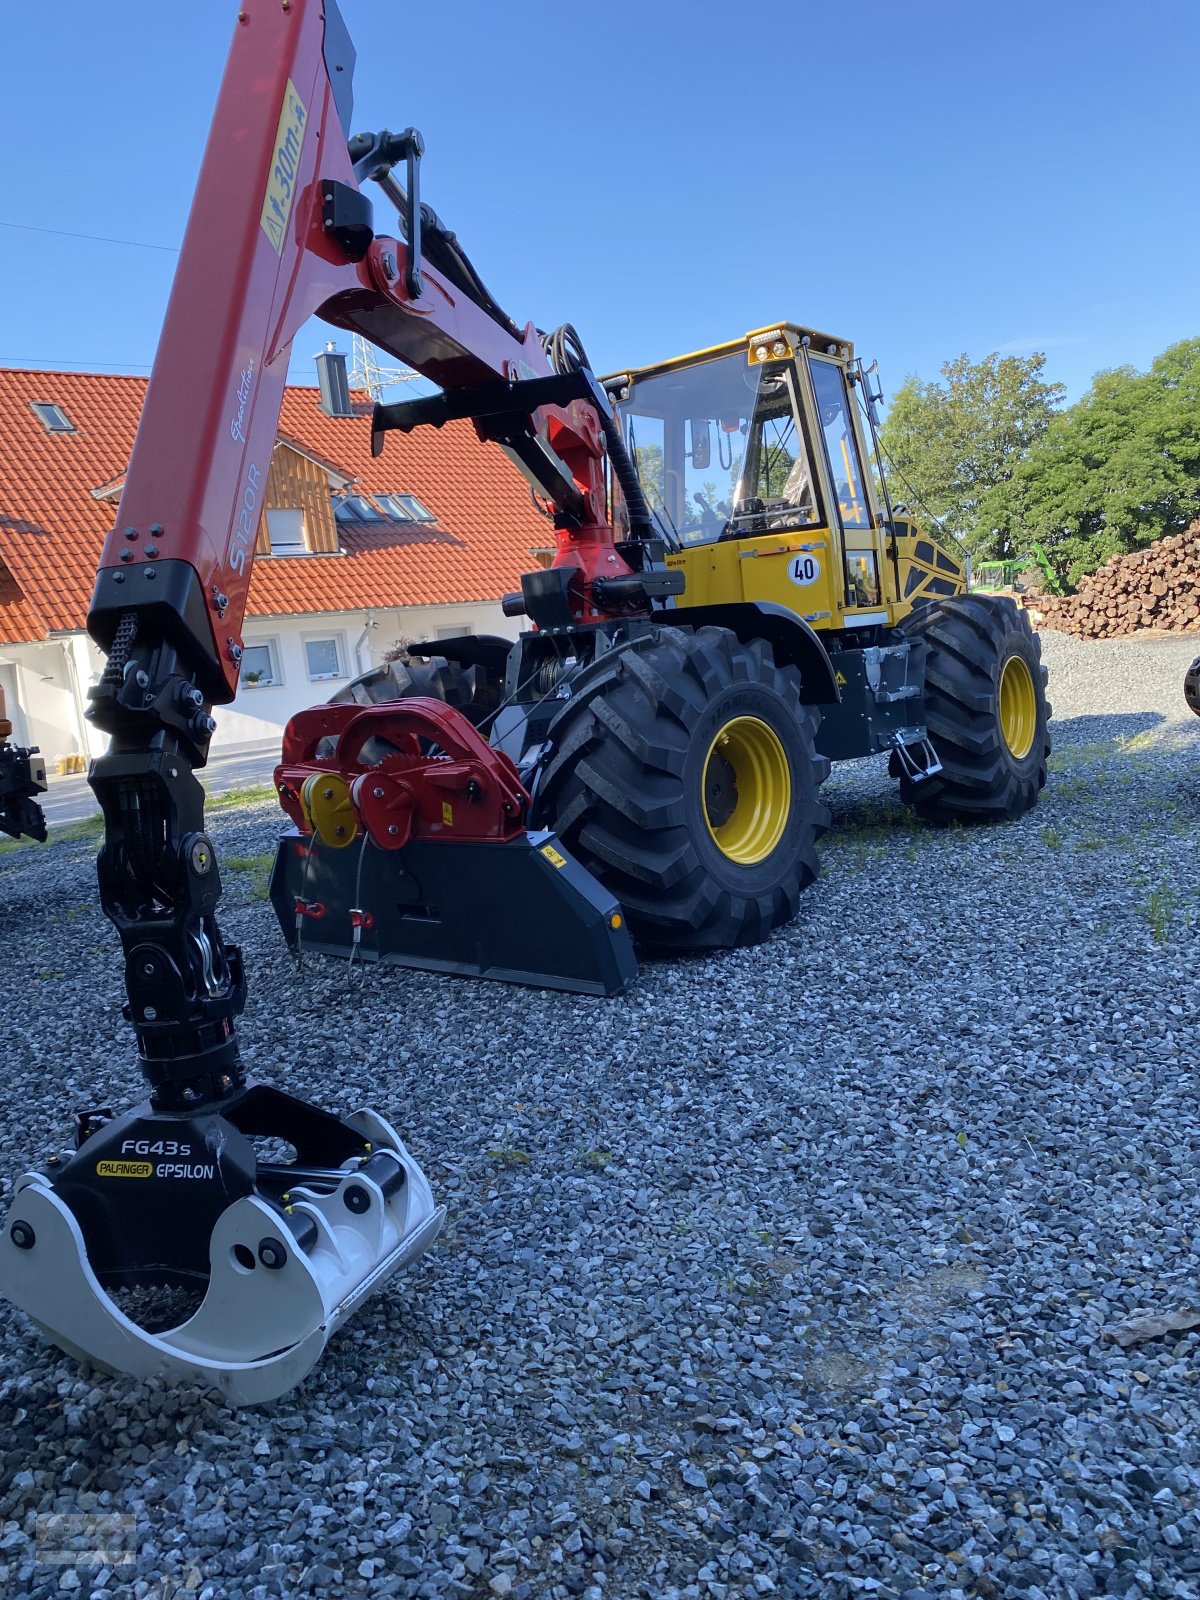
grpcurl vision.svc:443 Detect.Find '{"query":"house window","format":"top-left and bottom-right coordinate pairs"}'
top-left (266, 508), bottom-right (307, 554)
top-left (334, 495), bottom-right (383, 523)
top-left (30, 401), bottom-right (75, 433)
top-left (435, 625), bottom-right (473, 639)
top-left (388, 493), bottom-right (437, 523)
top-left (303, 634), bottom-right (346, 681)
top-left (240, 640), bottom-right (282, 687)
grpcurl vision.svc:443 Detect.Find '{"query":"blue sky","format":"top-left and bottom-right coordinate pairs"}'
top-left (1, 0), bottom-right (1195, 407)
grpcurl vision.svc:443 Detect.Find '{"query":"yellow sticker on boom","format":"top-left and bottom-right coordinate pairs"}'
top-left (541, 844), bottom-right (567, 869)
top-left (260, 80), bottom-right (308, 255)
top-left (442, 801), bottom-right (454, 827)
top-left (96, 1160), bottom-right (152, 1179)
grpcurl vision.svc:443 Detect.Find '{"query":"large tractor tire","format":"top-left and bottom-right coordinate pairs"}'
top-left (893, 594), bottom-right (1051, 822)
top-left (1184, 656), bottom-right (1200, 717)
top-left (534, 626), bottom-right (830, 951)
top-left (330, 655), bottom-right (500, 725)
top-left (325, 656), bottom-right (500, 764)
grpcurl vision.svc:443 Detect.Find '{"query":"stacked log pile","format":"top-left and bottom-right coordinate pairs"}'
top-left (1031, 522), bottom-right (1200, 638)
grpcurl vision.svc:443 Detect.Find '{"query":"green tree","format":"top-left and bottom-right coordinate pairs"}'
top-left (879, 351), bottom-right (1065, 558)
top-left (1000, 339), bottom-right (1200, 585)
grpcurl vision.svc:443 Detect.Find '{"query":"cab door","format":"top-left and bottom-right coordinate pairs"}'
top-left (805, 357), bottom-right (886, 625)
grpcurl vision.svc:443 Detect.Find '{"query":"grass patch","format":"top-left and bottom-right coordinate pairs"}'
top-left (1115, 729), bottom-right (1161, 754)
top-left (206, 782), bottom-right (278, 813)
top-left (832, 797), bottom-right (921, 839)
top-left (1040, 826), bottom-right (1064, 851)
top-left (486, 1146), bottom-right (531, 1169)
top-left (1144, 882), bottom-right (1179, 945)
top-left (223, 850), bottom-right (274, 900)
top-left (579, 1148), bottom-right (612, 1172)
top-left (722, 1271), bottom-right (773, 1300)
top-left (0, 813), bottom-right (105, 854)
top-left (1047, 739), bottom-right (1119, 771)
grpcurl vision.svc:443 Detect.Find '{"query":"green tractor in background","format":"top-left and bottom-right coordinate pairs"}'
top-left (971, 543), bottom-right (1066, 598)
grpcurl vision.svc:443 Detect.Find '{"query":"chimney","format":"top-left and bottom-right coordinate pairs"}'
top-left (315, 342), bottom-right (353, 417)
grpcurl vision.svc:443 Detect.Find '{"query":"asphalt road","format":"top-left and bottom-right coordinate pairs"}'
top-left (38, 738), bottom-right (281, 828)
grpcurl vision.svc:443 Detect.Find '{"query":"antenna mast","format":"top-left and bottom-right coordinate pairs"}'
top-left (348, 334), bottom-right (419, 401)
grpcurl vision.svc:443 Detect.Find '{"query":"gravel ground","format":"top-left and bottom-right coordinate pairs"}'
top-left (1, 628), bottom-right (1199, 1600)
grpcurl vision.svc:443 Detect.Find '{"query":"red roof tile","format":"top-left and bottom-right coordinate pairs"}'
top-left (0, 367), bottom-right (552, 645)
top-left (0, 563), bottom-right (40, 643)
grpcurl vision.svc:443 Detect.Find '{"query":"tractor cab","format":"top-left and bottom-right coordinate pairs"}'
top-left (604, 325), bottom-right (888, 621)
top-left (604, 324), bottom-right (965, 633)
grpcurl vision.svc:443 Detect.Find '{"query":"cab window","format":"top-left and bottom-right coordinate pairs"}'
top-left (615, 350), bottom-right (822, 545)
top-left (846, 550), bottom-right (881, 607)
top-left (808, 358), bottom-right (871, 530)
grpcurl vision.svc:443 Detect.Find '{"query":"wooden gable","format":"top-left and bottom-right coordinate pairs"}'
top-left (258, 442), bottom-right (341, 555)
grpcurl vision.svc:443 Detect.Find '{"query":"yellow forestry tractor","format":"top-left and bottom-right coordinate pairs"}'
top-left (279, 322), bottom-right (1051, 985)
top-left (0, 0), bottom-right (1053, 1403)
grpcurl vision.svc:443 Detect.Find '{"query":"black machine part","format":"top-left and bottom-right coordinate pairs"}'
top-left (0, 738), bottom-right (48, 843)
top-left (270, 830), bottom-right (636, 996)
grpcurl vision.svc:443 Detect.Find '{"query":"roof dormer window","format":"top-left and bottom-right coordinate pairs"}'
top-left (265, 508), bottom-right (308, 555)
top-left (30, 401), bottom-right (75, 434)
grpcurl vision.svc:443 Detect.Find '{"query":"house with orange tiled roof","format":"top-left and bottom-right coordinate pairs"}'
top-left (0, 349), bottom-right (553, 763)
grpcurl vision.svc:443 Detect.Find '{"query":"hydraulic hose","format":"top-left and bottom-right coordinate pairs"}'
top-left (542, 324), bottom-right (657, 543)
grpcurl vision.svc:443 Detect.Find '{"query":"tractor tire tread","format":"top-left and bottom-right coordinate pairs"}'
top-left (894, 594), bottom-right (1051, 823)
top-left (537, 626), bottom-right (829, 951)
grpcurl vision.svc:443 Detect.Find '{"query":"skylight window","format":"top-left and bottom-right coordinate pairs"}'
top-left (373, 494), bottom-right (416, 522)
top-left (388, 493), bottom-right (437, 523)
top-left (30, 401), bottom-right (75, 434)
top-left (334, 491), bottom-right (438, 525)
top-left (334, 495), bottom-right (383, 523)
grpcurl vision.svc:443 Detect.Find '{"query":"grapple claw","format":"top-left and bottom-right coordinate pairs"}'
top-left (0, 1106), bottom-right (443, 1406)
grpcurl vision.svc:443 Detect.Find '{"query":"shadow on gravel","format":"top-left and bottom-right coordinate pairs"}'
top-left (1050, 709), bottom-right (1170, 748)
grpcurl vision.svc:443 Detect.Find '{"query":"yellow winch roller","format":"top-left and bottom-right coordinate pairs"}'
top-left (301, 772), bottom-right (359, 849)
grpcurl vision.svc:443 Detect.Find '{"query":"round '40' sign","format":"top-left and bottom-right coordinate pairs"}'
top-left (788, 553), bottom-right (821, 587)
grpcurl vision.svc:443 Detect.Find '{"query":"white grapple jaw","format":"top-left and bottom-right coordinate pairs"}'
top-left (0, 1110), bottom-right (444, 1406)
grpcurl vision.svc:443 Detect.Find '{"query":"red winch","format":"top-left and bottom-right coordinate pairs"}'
top-left (275, 697), bottom-right (529, 852)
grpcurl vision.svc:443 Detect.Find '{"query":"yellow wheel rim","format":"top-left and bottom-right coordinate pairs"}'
top-left (999, 654), bottom-right (1037, 759)
top-left (702, 715), bottom-right (791, 865)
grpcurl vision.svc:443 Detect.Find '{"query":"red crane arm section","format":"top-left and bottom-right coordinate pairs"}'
top-left (93, 0), bottom-right (602, 704)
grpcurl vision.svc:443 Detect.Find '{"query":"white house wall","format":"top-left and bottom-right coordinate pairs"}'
top-left (0, 640), bottom-right (90, 763)
top-left (2, 603), bottom-right (519, 761)
top-left (208, 601), bottom-right (518, 748)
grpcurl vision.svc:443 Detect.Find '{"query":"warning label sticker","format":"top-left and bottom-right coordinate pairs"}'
top-left (259, 80), bottom-right (308, 255)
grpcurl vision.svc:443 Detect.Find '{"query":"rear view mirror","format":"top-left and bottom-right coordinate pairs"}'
top-left (689, 418), bottom-right (711, 470)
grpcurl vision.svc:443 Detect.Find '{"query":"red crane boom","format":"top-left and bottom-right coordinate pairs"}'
top-left (0, 0), bottom-right (644, 1401)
